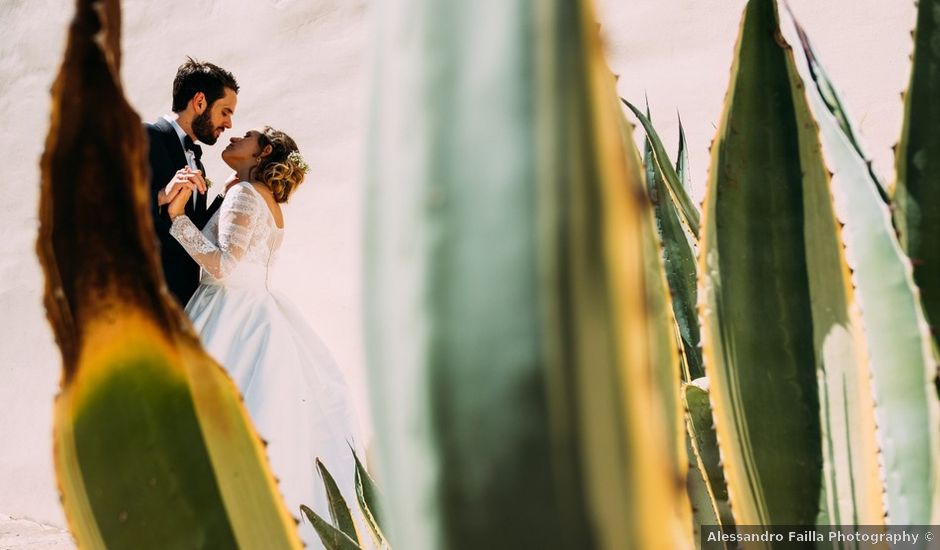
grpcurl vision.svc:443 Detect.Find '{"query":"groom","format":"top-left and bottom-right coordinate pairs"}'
top-left (147, 58), bottom-right (239, 306)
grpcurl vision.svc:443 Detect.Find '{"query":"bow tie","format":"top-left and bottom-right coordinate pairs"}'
top-left (183, 135), bottom-right (203, 162)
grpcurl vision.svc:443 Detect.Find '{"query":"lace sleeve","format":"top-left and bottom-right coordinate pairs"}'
top-left (169, 184), bottom-right (260, 279)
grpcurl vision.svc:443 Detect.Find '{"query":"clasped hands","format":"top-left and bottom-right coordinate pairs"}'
top-left (164, 168), bottom-right (239, 220)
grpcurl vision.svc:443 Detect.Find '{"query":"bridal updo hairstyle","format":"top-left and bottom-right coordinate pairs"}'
top-left (252, 127), bottom-right (307, 203)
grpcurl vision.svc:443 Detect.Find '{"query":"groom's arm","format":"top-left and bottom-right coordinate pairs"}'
top-left (145, 125), bottom-right (174, 234)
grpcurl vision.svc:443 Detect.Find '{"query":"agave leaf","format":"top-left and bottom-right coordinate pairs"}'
top-left (35, 1), bottom-right (301, 548)
top-left (779, 3), bottom-right (940, 524)
top-left (638, 106), bottom-right (703, 381)
top-left (317, 459), bottom-right (361, 545)
top-left (622, 98), bottom-right (701, 238)
top-left (352, 447), bottom-right (387, 546)
top-left (684, 381), bottom-right (734, 530)
top-left (895, 0), bottom-right (940, 363)
top-left (788, 16), bottom-right (887, 201)
top-left (301, 505), bottom-right (363, 550)
top-left (700, 0), bottom-right (821, 527)
top-left (364, 0), bottom-right (691, 547)
top-left (686, 438), bottom-right (720, 544)
top-left (676, 115), bottom-right (693, 191)
top-left (699, 0), bottom-right (887, 529)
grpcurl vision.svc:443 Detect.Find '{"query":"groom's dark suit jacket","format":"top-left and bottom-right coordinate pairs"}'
top-left (146, 118), bottom-right (223, 306)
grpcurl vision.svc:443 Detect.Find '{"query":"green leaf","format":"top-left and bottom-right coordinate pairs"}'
top-left (700, 0), bottom-right (825, 527)
top-left (352, 447), bottom-right (387, 546)
top-left (676, 115), bottom-right (693, 191)
top-left (639, 105), bottom-right (703, 381)
top-left (684, 381), bottom-right (734, 529)
top-left (622, 98), bottom-right (701, 237)
top-left (895, 0), bottom-right (940, 362)
top-left (300, 505), bottom-right (363, 550)
top-left (686, 439), bottom-right (721, 543)
top-left (317, 459), bottom-right (360, 545)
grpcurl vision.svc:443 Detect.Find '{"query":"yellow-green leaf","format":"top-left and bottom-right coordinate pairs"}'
top-left (699, 0), bottom-right (885, 529)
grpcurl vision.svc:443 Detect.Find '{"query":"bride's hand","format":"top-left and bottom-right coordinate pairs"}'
top-left (168, 182), bottom-right (195, 220)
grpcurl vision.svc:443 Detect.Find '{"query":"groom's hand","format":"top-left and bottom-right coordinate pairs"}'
top-left (157, 167), bottom-right (207, 206)
top-left (184, 168), bottom-right (209, 195)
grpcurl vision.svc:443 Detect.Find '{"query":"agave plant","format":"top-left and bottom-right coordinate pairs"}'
top-left (36, 1), bottom-right (301, 547)
top-left (703, 0), bottom-right (939, 528)
top-left (628, 0), bottom-right (940, 535)
top-left (300, 449), bottom-right (389, 550)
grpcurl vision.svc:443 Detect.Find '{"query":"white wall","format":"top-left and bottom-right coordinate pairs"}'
top-left (0, 0), bottom-right (916, 529)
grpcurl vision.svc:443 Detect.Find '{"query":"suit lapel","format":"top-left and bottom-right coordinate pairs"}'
top-left (153, 118), bottom-right (188, 171)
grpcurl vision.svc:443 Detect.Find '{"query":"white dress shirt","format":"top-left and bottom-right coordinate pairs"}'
top-left (163, 114), bottom-right (199, 207)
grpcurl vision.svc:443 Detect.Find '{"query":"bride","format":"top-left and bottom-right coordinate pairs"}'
top-left (166, 126), bottom-right (365, 548)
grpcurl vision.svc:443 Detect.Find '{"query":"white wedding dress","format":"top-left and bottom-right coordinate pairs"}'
top-left (169, 181), bottom-right (365, 549)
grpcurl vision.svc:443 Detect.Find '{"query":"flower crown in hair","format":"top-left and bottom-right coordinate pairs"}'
top-left (287, 151), bottom-right (310, 174)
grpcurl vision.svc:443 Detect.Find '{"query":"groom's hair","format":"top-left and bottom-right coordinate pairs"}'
top-left (171, 58), bottom-right (239, 113)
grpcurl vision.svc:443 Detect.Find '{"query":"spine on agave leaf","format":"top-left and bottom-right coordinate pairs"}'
top-left (700, 0), bottom-right (885, 531)
top-left (363, 0), bottom-right (691, 547)
top-left (779, 2), bottom-right (940, 525)
top-left (895, 0), bottom-right (940, 364)
top-left (35, 1), bottom-right (301, 547)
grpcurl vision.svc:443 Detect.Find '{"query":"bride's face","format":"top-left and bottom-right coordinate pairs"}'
top-left (222, 130), bottom-right (263, 171)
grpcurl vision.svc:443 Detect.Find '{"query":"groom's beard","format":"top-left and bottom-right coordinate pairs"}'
top-left (192, 109), bottom-right (220, 145)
